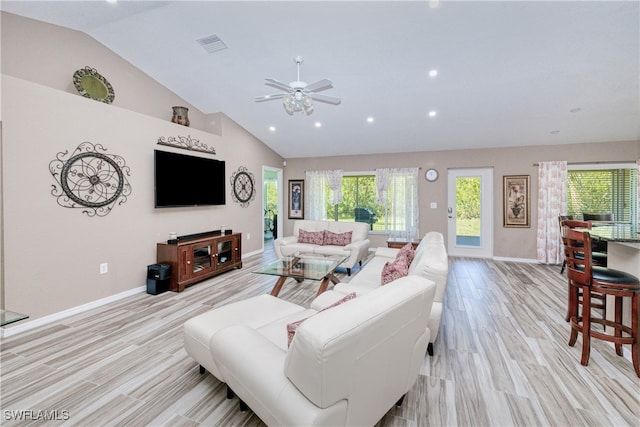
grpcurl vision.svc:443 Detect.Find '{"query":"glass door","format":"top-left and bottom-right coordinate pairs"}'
top-left (447, 168), bottom-right (493, 258)
top-left (192, 244), bottom-right (212, 273)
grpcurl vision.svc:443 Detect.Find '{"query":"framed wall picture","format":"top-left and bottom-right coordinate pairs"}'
top-left (503, 175), bottom-right (530, 227)
top-left (288, 179), bottom-right (304, 219)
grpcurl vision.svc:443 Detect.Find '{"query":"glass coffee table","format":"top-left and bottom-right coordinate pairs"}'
top-left (254, 253), bottom-right (348, 297)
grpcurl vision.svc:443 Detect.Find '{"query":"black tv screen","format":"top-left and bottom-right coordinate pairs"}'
top-left (154, 150), bottom-right (226, 207)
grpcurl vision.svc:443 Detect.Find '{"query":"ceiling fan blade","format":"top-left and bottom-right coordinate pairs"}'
top-left (255, 93), bottom-right (286, 102)
top-left (309, 93), bottom-right (342, 105)
top-left (264, 78), bottom-right (292, 92)
top-left (304, 78), bottom-right (334, 93)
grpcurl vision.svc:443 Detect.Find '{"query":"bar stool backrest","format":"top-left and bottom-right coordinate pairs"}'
top-left (563, 227), bottom-right (593, 287)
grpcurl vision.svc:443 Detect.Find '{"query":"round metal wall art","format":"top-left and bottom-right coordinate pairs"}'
top-left (230, 166), bottom-right (256, 208)
top-left (72, 66), bottom-right (115, 104)
top-left (49, 142), bottom-right (131, 217)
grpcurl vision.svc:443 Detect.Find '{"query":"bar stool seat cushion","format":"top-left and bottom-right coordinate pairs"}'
top-left (591, 266), bottom-right (640, 285)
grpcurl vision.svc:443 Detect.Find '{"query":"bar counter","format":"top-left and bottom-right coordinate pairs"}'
top-left (587, 223), bottom-right (639, 349)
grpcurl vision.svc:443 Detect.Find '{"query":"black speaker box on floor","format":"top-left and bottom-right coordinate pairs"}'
top-left (147, 263), bottom-right (171, 295)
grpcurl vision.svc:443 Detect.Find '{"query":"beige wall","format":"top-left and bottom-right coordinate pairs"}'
top-left (1, 11), bottom-right (638, 326)
top-left (0, 13), bottom-right (284, 323)
top-left (282, 140), bottom-right (639, 259)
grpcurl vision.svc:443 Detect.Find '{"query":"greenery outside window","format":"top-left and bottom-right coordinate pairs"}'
top-left (324, 172), bottom-right (419, 236)
top-left (567, 164), bottom-right (638, 225)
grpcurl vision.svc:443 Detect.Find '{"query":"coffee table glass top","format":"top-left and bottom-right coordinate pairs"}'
top-left (1, 309), bottom-right (29, 326)
top-left (254, 253), bottom-right (347, 281)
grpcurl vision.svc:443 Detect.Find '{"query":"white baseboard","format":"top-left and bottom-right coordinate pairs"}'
top-left (492, 256), bottom-right (540, 264)
top-left (1, 285), bottom-right (146, 338)
top-left (2, 250), bottom-right (266, 338)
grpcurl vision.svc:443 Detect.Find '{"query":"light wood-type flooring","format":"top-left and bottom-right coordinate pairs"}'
top-left (1, 242), bottom-right (639, 426)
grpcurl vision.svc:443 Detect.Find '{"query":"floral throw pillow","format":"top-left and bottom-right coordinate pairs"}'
top-left (298, 229), bottom-right (325, 245)
top-left (381, 254), bottom-right (410, 285)
top-left (397, 242), bottom-right (416, 265)
top-left (324, 230), bottom-right (353, 246)
top-left (286, 292), bottom-right (356, 347)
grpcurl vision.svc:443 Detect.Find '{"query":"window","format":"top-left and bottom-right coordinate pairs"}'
top-left (320, 170), bottom-right (419, 237)
top-left (567, 165), bottom-right (638, 224)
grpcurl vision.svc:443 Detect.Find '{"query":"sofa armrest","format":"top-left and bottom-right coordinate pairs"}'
top-left (343, 239), bottom-right (371, 267)
top-left (210, 325), bottom-right (347, 426)
top-left (273, 236), bottom-right (298, 259)
top-left (374, 247), bottom-right (399, 259)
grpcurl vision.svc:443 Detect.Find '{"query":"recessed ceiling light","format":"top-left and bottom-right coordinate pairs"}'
top-left (428, 111), bottom-right (437, 117)
top-left (367, 117), bottom-right (374, 123)
top-left (428, 69), bottom-right (438, 78)
top-left (269, 126), bottom-right (276, 132)
top-left (314, 122), bottom-right (322, 128)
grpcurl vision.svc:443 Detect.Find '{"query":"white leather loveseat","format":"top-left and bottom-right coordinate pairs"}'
top-left (183, 278), bottom-right (436, 426)
top-left (329, 231), bottom-right (449, 355)
top-left (274, 220), bottom-right (370, 275)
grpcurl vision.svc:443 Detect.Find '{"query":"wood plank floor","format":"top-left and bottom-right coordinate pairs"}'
top-left (1, 243), bottom-right (638, 426)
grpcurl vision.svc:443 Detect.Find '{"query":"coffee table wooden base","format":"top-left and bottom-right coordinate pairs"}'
top-left (270, 273), bottom-right (341, 297)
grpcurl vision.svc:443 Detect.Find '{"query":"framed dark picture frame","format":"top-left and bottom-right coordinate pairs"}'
top-left (288, 179), bottom-right (304, 219)
top-left (503, 175), bottom-right (530, 228)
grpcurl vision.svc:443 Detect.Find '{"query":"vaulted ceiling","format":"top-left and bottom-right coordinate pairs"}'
top-left (3, 1), bottom-right (638, 158)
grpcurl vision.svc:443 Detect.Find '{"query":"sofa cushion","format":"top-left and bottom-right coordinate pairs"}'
top-left (324, 230), bottom-right (352, 246)
top-left (398, 243), bottom-right (416, 265)
top-left (287, 292), bottom-right (356, 346)
top-left (298, 229), bottom-right (326, 245)
top-left (381, 254), bottom-right (410, 285)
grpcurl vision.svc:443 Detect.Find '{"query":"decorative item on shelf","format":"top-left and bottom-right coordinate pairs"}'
top-left (49, 142), bottom-right (132, 217)
top-left (230, 166), bottom-right (256, 208)
top-left (220, 225), bottom-right (226, 234)
top-left (72, 66), bottom-right (115, 104)
top-left (169, 232), bottom-right (178, 240)
top-left (157, 135), bottom-right (216, 155)
top-left (171, 106), bottom-right (190, 127)
top-left (503, 175), bottom-right (530, 228)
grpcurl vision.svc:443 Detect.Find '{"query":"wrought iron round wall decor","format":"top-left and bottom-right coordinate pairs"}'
top-left (230, 166), bottom-right (255, 208)
top-left (50, 142), bottom-right (131, 217)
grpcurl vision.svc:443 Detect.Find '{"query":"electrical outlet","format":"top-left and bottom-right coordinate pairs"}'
top-left (430, 202), bottom-right (437, 209)
top-left (247, 233), bottom-right (251, 240)
top-left (100, 263), bottom-right (108, 274)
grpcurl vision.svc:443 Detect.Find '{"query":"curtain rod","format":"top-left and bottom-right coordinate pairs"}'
top-left (532, 160), bottom-right (631, 167)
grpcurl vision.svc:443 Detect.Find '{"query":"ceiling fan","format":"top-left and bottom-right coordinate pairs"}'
top-left (255, 56), bottom-right (341, 115)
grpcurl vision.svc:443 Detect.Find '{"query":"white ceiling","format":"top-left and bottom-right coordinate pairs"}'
top-left (3, 0), bottom-right (639, 159)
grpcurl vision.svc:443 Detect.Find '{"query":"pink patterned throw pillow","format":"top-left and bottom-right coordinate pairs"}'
top-left (398, 242), bottom-right (416, 265)
top-left (381, 254), bottom-right (410, 285)
top-left (324, 230), bottom-right (353, 246)
top-left (297, 229), bottom-right (326, 245)
top-left (286, 292), bottom-right (356, 347)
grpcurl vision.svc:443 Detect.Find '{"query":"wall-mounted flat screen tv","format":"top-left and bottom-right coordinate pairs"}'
top-left (154, 149), bottom-right (226, 207)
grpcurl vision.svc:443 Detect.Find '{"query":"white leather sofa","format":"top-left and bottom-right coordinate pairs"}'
top-left (329, 231), bottom-right (449, 355)
top-left (183, 278), bottom-right (436, 426)
top-left (274, 220), bottom-right (370, 275)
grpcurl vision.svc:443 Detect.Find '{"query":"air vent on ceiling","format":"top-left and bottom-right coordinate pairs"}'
top-left (196, 34), bottom-right (228, 54)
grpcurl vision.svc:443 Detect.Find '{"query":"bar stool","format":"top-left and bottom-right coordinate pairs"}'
top-left (561, 220), bottom-right (608, 322)
top-left (564, 228), bottom-right (640, 377)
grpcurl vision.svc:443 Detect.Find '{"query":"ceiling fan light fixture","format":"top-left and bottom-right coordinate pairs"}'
top-left (282, 92), bottom-right (314, 115)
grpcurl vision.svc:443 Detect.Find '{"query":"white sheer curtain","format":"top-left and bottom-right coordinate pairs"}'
top-left (637, 159), bottom-right (640, 225)
top-left (305, 170), bottom-right (343, 220)
top-left (536, 161), bottom-right (568, 264)
top-left (383, 168), bottom-right (419, 239)
top-left (375, 168), bottom-right (390, 204)
top-left (305, 170), bottom-right (328, 220)
top-left (327, 169), bottom-right (343, 205)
